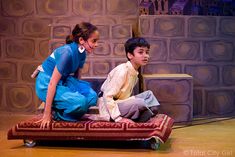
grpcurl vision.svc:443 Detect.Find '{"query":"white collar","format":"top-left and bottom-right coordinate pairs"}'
top-left (126, 61), bottom-right (139, 76)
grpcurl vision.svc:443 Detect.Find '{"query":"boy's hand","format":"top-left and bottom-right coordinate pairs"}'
top-left (118, 117), bottom-right (135, 124)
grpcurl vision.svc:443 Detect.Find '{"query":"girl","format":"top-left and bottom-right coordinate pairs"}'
top-left (35, 22), bottom-right (99, 129)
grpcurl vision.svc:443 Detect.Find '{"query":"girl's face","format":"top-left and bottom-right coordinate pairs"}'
top-left (83, 30), bottom-right (99, 53)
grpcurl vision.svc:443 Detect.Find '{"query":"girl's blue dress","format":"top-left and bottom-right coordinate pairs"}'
top-left (35, 42), bottom-right (97, 121)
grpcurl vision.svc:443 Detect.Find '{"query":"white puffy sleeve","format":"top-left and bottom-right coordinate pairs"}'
top-left (101, 68), bottom-right (127, 121)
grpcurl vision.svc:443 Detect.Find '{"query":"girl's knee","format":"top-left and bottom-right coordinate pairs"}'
top-left (87, 89), bottom-right (98, 105)
top-left (71, 96), bottom-right (89, 113)
top-left (89, 89), bottom-right (98, 98)
top-left (62, 92), bottom-right (87, 106)
top-left (77, 94), bottom-right (87, 106)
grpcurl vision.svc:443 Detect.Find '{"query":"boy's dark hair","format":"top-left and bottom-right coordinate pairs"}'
top-left (66, 22), bottom-right (98, 44)
top-left (124, 37), bottom-right (150, 60)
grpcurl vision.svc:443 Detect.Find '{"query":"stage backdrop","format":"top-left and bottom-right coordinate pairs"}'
top-left (0, 0), bottom-right (234, 117)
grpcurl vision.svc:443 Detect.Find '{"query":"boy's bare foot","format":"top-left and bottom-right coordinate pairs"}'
top-left (118, 117), bottom-right (135, 123)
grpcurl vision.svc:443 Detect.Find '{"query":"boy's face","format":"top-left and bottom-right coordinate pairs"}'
top-left (128, 46), bottom-right (150, 67)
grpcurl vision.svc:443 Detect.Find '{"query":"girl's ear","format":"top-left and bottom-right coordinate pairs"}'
top-left (79, 37), bottom-right (85, 45)
top-left (127, 52), bottom-right (133, 60)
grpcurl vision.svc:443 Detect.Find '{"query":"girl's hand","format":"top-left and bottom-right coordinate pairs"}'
top-left (36, 113), bottom-right (51, 129)
top-left (118, 117), bottom-right (135, 124)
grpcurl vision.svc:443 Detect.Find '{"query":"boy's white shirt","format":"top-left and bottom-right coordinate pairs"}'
top-left (87, 61), bottom-right (138, 122)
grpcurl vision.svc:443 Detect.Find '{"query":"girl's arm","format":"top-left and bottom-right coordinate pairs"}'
top-left (38, 66), bottom-right (62, 129)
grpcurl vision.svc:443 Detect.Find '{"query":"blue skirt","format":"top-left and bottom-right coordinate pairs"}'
top-left (35, 72), bottom-right (97, 121)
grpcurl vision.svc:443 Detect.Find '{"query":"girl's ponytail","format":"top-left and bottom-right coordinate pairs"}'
top-left (65, 22), bottom-right (97, 44)
top-left (66, 34), bottom-right (74, 44)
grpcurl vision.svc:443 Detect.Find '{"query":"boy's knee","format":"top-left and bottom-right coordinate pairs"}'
top-left (145, 90), bottom-right (153, 96)
top-left (135, 98), bottom-right (145, 104)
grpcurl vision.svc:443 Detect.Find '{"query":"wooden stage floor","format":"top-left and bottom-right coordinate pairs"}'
top-left (0, 112), bottom-right (234, 157)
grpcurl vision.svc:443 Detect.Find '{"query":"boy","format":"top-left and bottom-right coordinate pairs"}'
top-left (89, 37), bottom-right (160, 123)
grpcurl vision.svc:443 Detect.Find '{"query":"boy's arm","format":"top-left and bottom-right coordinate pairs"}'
top-left (102, 71), bottom-right (127, 122)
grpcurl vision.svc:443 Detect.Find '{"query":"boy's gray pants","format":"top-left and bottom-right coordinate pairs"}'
top-left (117, 90), bottom-right (160, 122)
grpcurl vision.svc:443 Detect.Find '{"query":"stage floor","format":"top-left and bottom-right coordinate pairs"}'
top-left (0, 112), bottom-right (234, 157)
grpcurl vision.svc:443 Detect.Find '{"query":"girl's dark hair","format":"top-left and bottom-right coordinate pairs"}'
top-left (66, 22), bottom-right (98, 44)
top-left (124, 37), bottom-right (150, 60)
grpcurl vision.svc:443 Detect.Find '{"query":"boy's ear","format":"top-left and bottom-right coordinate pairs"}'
top-left (127, 52), bottom-right (133, 60)
top-left (79, 37), bottom-right (85, 45)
